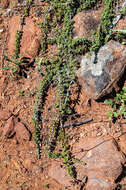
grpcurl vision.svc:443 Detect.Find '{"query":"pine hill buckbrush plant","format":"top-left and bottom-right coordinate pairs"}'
top-left (32, 0), bottom-right (123, 182)
top-left (33, 0), bottom-right (101, 181)
top-left (2, 0), bottom-right (124, 183)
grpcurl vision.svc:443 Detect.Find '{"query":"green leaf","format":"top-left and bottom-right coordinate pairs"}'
top-left (108, 110), bottom-right (113, 117)
top-left (122, 87), bottom-right (126, 93)
top-left (121, 41), bottom-right (126, 45)
top-left (2, 66), bottom-right (12, 70)
top-left (37, 58), bottom-right (43, 73)
top-left (104, 99), bottom-right (113, 106)
top-left (13, 68), bottom-right (18, 72)
top-left (113, 29), bottom-right (126, 34)
top-left (113, 112), bottom-right (118, 118)
top-left (4, 56), bottom-right (12, 62)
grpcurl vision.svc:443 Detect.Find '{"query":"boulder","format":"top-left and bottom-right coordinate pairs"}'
top-left (77, 40), bottom-right (126, 99)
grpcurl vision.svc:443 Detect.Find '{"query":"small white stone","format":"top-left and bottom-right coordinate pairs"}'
top-left (0, 29), bottom-right (3, 33)
top-left (87, 150), bottom-right (92, 158)
top-left (80, 133), bottom-right (84, 137)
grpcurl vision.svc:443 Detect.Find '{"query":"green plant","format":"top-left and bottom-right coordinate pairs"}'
top-left (43, 184), bottom-right (50, 189)
top-left (77, 0), bottom-right (100, 12)
top-left (91, 0), bottom-right (115, 52)
top-left (2, 55), bottom-right (32, 77)
top-left (19, 89), bottom-right (24, 96)
top-left (32, 0), bottom-right (119, 181)
top-left (105, 87), bottom-right (126, 122)
top-left (2, 56), bottom-right (21, 74)
top-left (33, 66), bottom-right (54, 158)
top-left (23, 0), bottom-right (34, 17)
top-left (14, 30), bottom-right (22, 59)
top-left (113, 29), bottom-right (126, 34)
top-left (37, 58), bottom-right (43, 76)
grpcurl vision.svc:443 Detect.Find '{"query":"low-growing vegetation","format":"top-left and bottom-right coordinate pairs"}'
top-left (105, 87), bottom-right (126, 123)
top-left (33, 0), bottom-right (122, 181)
top-left (1, 0), bottom-right (126, 183)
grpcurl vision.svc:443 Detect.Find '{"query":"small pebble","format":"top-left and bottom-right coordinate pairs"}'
top-left (0, 29), bottom-right (4, 33)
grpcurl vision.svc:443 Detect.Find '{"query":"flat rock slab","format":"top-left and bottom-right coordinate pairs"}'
top-left (49, 136), bottom-right (125, 190)
top-left (73, 136), bottom-right (125, 179)
top-left (77, 40), bottom-right (126, 99)
top-left (20, 17), bottom-right (41, 57)
top-left (86, 178), bottom-right (116, 190)
top-left (73, 136), bottom-right (125, 190)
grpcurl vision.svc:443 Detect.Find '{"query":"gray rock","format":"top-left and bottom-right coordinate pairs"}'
top-left (77, 40), bottom-right (126, 99)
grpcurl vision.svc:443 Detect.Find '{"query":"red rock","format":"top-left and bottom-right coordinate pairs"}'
top-left (14, 122), bottom-right (31, 142)
top-left (1, 0), bottom-right (9, 8)
top-left (49, 136), bottom-right (125, 190)
top-left (73, 137), bottom-right (125, 181)
top-left (20, 17), bottom-right (41, 58)
top-left (7, 16), bottom-right (20, 56)
top-left (73, 10), bottom-right (101, 39)
top-left (48, 162), bottom-right (72, 187)
top-left (0, 109), bottom-right (12, 120)
top-left (23, 159), bottom-right (32, 170)
top-left (115, 18), bottom-right (126, 31)
top-left (86, 178), bottom-right (116, 190)
top-left (8, 16), bottom-right (41, 58)
top-left (3, 116), bottom-right (15, 137)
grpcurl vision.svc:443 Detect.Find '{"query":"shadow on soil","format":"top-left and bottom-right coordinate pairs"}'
top-left (115, 165), bottom-right (126, 190)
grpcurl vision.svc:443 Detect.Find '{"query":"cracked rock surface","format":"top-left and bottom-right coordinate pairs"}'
top-left (48, 136), bottom-right (126, 190)
top-left (77, 40), bottom-right (126, 100)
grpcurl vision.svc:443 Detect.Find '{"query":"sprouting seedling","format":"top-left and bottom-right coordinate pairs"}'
top-left (2, 55), bottom-right (20, 73)
top-left (2, 55), bottom-right (33, 76)
top-left (105, 87), bottom-right (126, 122)
top-left (37, 58), bottom-right (43, 76)
top-left (19, 89), bottom-right (24, 96)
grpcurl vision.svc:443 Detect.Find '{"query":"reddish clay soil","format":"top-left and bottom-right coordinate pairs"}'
top-left (0, 1), bottom-right (126, 190)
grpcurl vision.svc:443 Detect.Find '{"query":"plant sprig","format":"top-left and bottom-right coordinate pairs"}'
top-left (105, 87), bottom-right (126, 123)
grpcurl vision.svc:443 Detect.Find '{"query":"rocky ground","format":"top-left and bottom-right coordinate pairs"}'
top-left (0, 0), bottom-right (126, 190)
